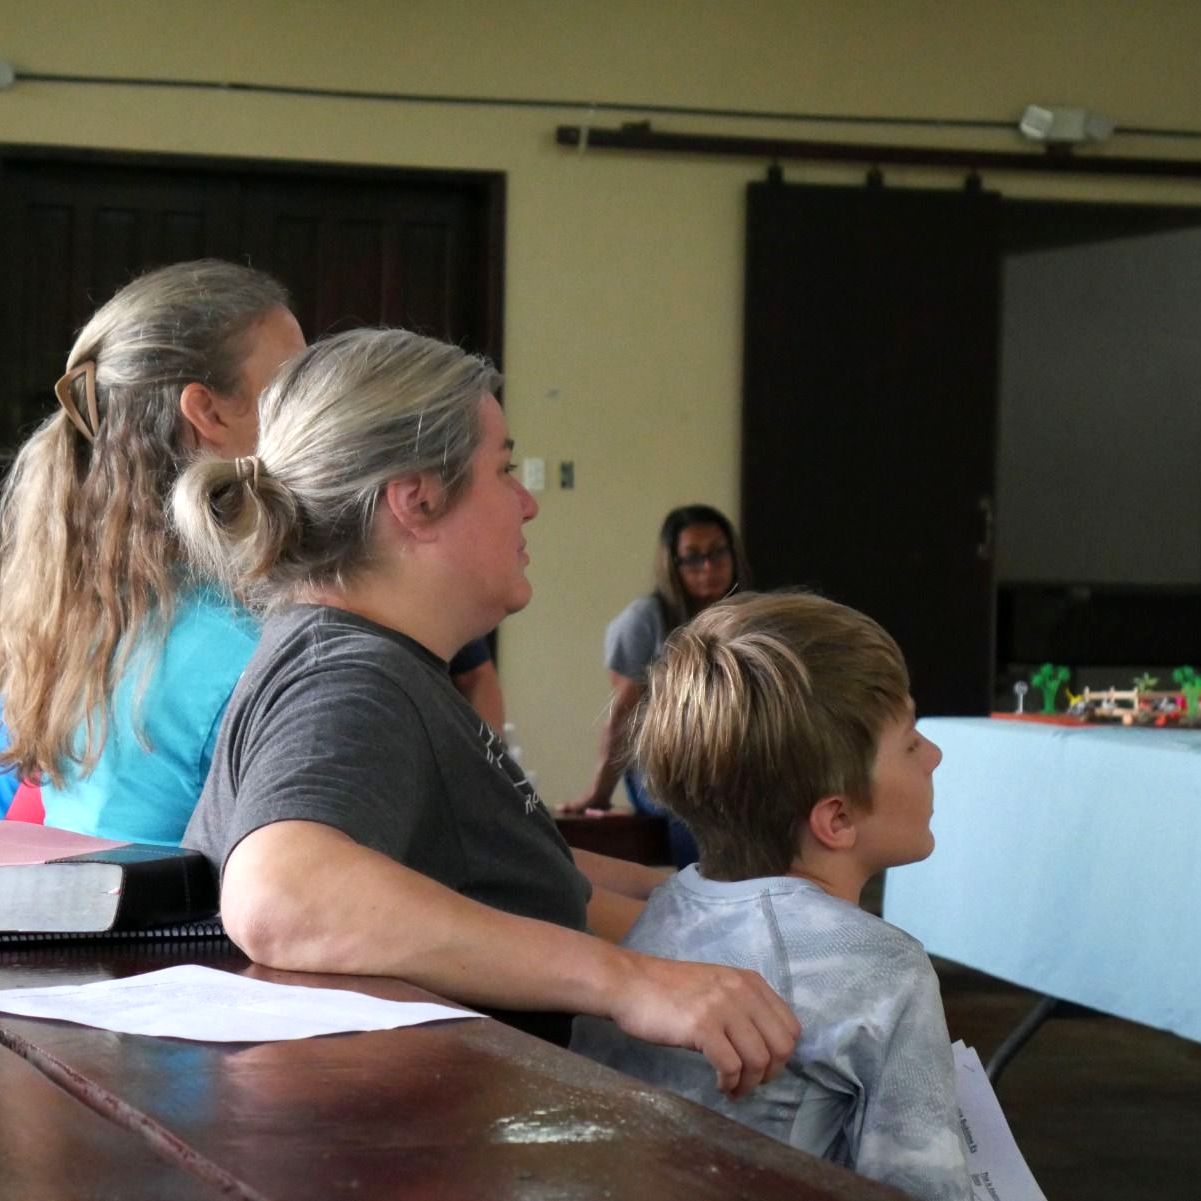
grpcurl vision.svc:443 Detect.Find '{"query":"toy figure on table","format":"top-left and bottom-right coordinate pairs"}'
top-left (1173, 667), bottom-right (1201, 719)
top-left (1001, 664), bottom-right (1201, 729)
top-left (1030, 663), bottom-right (1070, 714)
top-left (1064, 666), bottom-right (1201, 727)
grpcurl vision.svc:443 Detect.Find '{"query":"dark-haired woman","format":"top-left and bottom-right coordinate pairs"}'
top-left (562, 505), bottom-right (750, 866)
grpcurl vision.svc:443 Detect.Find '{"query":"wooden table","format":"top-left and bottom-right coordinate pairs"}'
top-left (555, 812), bottom-right (670, 865)
top-left (0, 1033), bottom-right (218, 1200)
top-left (0, 940), bottom-right (904, 1201)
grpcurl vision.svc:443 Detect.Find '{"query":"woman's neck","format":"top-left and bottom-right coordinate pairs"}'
top-left (300, 573), bottom-right (464, 663)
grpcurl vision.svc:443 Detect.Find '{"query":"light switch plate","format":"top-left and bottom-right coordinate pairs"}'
top-left (521, 457), bottom-right (546, 492)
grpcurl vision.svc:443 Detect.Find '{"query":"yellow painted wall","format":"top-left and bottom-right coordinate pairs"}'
top-left (3, 1), bottom-right (1201, 802)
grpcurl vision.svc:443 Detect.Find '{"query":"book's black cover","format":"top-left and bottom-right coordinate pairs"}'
top-left (61, 845), bottom-right (218, 928)
top-left (0, 844), bottom-right (219, 935)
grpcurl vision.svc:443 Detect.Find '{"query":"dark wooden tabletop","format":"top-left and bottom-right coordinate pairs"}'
top-left (555, 812), bottom-right (671, 865)
top-left (0, 941), bottom-right (906, 1201)
top-left (0, 1030), bottom-right (222, 1201)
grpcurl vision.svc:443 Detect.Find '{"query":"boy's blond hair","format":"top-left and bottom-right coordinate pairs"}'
top-left (634, 591), bottom-right (910, 881)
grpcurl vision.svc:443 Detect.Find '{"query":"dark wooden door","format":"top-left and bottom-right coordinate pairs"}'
top-left (0, 151), bottom-right (503, 449)
top-left (0, 157), bottom-right (241, 448)
top-left (742, 182), bottom-right (1000, 715)
top-left (241, 173), bottom-right (499, 345)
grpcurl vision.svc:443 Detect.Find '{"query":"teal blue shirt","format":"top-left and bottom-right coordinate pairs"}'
top-left (41, 590), bottom-right (259, 846)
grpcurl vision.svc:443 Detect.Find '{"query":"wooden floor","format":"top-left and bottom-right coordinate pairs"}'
top-left (936, 957), bottom-right (1201, 1201)
top-left (852, 873), bottom-right (1201, 1201)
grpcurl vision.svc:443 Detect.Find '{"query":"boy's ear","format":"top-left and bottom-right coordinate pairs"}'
top-left (382, 475), bottom-right (442, 542)
top-left (807, 794), bottom-right (857, 851)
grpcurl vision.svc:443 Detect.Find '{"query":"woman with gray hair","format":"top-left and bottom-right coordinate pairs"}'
top-left (0, 259), bottom-right (304, 840)
top-left (174, 327), bottom-right (799, 1079)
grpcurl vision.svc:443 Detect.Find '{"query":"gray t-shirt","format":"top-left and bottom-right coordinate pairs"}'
top-left (186, 604), bottom-right (590, 933)
top-left (603, 594), bottom-right (667, 682)
top-left (572, 868), bottom-right (972, 1201)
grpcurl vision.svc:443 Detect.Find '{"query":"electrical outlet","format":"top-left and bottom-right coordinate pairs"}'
top-left (521, 457), bottom-right (545, 492)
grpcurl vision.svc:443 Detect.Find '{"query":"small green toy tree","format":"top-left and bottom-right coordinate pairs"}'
top-left (1173, 666), bottom-right (1201, 718)
top-left (1030, 663), bottom-right (1070, 714)
top-left (1132, 673), bottom-right (1158, 692)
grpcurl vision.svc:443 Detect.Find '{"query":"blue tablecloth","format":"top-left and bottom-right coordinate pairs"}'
top-left (883, 718), bottom-right (1201, 1042)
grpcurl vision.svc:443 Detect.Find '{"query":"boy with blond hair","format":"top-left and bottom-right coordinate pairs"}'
top-left (572, 591), bottom-right (972, 1201)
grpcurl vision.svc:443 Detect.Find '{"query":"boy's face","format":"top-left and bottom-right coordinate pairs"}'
top-left (853, 701), bottom-right (942, 874)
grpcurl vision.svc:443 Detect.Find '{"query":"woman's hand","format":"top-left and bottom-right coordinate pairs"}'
top-left (558, 791), bottom-right (613, 815)
top-left (223, 821), bottom-right (799, 1100)
top-left (606, 950), bottom-right (801, 1098)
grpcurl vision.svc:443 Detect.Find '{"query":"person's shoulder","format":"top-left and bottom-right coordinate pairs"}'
top-left (145, 588), bottom-right (258, 689)
top-left (740, 878), bottom-right (931, 978)
top-left (873, 912), bottom-right (940, 980)
top-left (623, 868), bottom-right (777, 958)
top-left (173, 587), bottom-right (260, 650)
top-left (802, 895), bottom-right (937, 993)
top-left (263, 606), bottom-right (448, 694)
top-left (798, 884), bottom-right (927, 949)
top-left (615, 593), bottom-right (661, 622)
top-left (605, 594), bottom-right (665, 642)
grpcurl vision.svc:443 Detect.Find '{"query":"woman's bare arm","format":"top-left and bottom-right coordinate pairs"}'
top-left (560, 673), bottom-right (644, 813)
top-left (451, 658), bottom-right (505, 732)
top-left (573, 847), bottom-right (672, 899)
top-left (586, 884), bottom-right (645, 943)
top-left (222, 820), bottom-right (799, 1098)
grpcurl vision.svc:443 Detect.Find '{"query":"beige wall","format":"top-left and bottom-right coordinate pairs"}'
top-left (4, 1), bottom-right (1201, 801)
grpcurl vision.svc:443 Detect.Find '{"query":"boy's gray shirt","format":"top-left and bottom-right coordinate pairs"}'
top-left (185, 605), bottom-right (589, 932)
top-left (572, 867), bottom-right (972, 1201)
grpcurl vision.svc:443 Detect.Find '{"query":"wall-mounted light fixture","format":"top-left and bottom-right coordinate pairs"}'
top-left (1019, 105), bottom-right (1113, 148)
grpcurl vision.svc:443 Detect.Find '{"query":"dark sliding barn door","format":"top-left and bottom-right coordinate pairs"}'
top-left (742, 182), bottom-right (1001, 715)
top-left (0, 151), bottom-right (503, 450)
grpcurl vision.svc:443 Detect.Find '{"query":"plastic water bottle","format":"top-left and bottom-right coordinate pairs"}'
top-left (502, 722), bottom-right (522, 765)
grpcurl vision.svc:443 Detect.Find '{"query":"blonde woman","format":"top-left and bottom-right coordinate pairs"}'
top-left (174, 328), bottom-right (799, 1081)
top-left (0, 260), bottom-right (304, 842)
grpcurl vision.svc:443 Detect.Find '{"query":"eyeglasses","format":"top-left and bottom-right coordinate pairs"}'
top-left (675, 546), bottom-right (733, 571)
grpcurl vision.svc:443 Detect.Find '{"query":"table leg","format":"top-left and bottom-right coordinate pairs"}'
top-left (985, 994), bottom-right (1060, 1086)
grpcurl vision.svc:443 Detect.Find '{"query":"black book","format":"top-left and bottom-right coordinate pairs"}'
top-left (0, 822), bottom-right (219, 934)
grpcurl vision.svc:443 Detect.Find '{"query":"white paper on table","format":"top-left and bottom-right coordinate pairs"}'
top-left (954, 1040), bottom-right (1048, 1201)
top-left (0, 964), bottom-right (480, 1041)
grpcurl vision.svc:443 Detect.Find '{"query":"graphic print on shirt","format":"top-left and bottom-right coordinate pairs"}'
top-left (477, 723), bottom-right (543, 815)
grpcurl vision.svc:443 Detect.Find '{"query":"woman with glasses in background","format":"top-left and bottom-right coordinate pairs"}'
top-left (561, 504), bottom-right (751, 866)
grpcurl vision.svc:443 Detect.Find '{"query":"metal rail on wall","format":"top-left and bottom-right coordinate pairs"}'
top-left (556, 122), bottom-right (1201, 182)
